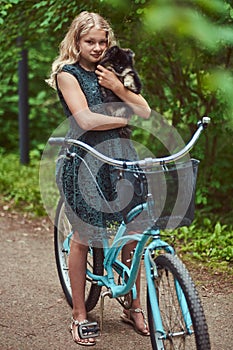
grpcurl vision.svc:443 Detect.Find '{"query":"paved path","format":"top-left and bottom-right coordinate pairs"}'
top-left (0, 212), bottom-right (232, 349)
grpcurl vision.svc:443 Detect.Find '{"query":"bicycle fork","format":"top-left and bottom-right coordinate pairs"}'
top-left (144, 239), bottom-right (193, 347)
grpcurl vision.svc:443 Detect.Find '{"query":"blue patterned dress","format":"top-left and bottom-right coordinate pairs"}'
top-left (56, 63), bottom-right (138, 243)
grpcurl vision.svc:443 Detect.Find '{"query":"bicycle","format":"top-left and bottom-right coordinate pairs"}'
top-left (49, 116), bottom-right (211, 350)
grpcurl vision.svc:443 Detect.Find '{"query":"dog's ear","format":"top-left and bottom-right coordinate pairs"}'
top-left (109, 45), bottom-right (120, 55)
top-left (129, 49), bottom-right (135, 58)
top-left (124, 48), bottom-right (135, 58)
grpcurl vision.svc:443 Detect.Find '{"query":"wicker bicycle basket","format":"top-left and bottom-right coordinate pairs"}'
top-left (112, 159), bottom-right (199, 230)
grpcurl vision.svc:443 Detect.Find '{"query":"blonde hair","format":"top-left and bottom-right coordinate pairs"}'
top-left (47, 11), bottom-right (116, 88)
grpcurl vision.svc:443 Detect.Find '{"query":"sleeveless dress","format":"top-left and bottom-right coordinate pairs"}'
top-left (56, 63), bottom-right (138, 244)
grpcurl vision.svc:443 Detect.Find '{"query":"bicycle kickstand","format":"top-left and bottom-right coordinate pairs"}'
top-left (100, 290), bottom-right (112, 331)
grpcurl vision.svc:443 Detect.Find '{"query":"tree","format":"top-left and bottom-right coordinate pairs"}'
top-left (1, 0), bottom-right (233, 222)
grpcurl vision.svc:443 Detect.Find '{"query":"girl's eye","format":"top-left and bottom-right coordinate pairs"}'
top-left (85, 40), bottom-right (107, 46)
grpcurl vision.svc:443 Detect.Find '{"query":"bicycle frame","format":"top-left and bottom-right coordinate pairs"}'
top-left (62, 209), bottom-right (193, 339)
top-left (84, 200), bottom-right (192, 339)
top-left (51, 117), bottom-right (211, 342)
top-left (85, 217), bottom-right (193, 340)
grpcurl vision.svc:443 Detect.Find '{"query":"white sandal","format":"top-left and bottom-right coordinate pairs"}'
top-left (70, 318), bottom-right (100, 346)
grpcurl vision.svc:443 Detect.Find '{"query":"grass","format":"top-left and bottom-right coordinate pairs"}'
top-left (0, 151), bottom-right (58, 216)
top-left (0, 153), bottom-right (44, 215)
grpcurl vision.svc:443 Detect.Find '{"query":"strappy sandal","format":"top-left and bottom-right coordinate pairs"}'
top-left (120, 308), bottom-right (150, 336)
top-left (70, 318), bottom-right (100, 346)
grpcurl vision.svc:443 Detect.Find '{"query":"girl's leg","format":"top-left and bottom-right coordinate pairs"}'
top-left (68, 235), bottom-right (96, 344)
top-left (69, 237), bottom-right (88, 320)
top-left (122, 241), bottom-right (150, 335)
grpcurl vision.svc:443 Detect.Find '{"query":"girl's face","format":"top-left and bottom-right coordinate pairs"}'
top-left (78, 28), bottom-right (108, 68)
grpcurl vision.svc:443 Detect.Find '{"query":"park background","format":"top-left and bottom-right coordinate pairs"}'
top-left (0, 0), bottom-right (232, 271)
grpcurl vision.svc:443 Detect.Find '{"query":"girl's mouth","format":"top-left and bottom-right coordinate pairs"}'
top-left (92, 54), bottom-right (102, 59)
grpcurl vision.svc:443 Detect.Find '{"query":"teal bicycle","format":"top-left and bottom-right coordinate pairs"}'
top-left (49, 117), bottom-right (211, 350)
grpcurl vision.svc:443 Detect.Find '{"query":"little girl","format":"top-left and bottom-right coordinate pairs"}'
top-left (47, 11), bottom-right (151, 346)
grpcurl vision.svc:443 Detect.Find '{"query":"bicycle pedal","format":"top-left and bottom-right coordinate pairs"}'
top-left (78, 321), bottom-right (100, 339)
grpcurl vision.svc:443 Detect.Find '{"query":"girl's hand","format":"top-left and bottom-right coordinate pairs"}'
top-left (96, 65), bottom-right (151, 119)
top-left (95, 65), bottom-right (122, 93)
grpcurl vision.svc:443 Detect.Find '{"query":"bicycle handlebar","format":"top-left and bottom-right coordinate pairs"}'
top-left (49, 116), bottom-right (210, 168)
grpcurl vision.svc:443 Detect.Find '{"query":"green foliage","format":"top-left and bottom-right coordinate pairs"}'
top-left (0, 152), bottom-right (45, 216)
top-left (142, 0), bottom-right (233, 124)
top-left (173, 219), bottom-right (233, 269)
top-left (0, 0), bottom-right (233, 226)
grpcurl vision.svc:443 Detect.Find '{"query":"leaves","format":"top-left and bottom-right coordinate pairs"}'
top-left (0, 153), bottom-right (45, 215)
top-left (0, 0), bottom-right (233, 225)
top-left (144, 3), bottom-right (233, 51)
top-left (174, 221), bottom-right (233, 266)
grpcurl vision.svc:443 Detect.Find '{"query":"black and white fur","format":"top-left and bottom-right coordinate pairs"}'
top-left (99, 45), bottom-right (142, 119)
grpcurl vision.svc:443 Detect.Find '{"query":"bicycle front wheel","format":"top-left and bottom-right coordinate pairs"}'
top-left (54, 199), bottom-right (104, 312)
top-left (147, 253), bottom-right (211, 350)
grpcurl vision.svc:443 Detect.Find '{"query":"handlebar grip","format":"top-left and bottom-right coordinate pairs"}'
top-left (202, 115), bottom-right (211, 128)
top-left (199, 115), bottom-right (211, 129)
top-left (48, 137), bottom-right (65, 146)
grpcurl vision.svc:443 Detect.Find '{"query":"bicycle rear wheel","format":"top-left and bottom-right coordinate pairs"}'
top-left (54, 198), bottom-right (104, 312)
top-left (147, 253), bottom-right (210, 350)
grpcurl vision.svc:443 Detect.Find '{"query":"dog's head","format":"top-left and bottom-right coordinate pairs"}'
top-left (100, 46), bottom-right (135, 74)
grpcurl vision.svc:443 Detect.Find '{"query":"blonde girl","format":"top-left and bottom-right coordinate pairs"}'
top-left (48, 11), bottom-right (150, 346)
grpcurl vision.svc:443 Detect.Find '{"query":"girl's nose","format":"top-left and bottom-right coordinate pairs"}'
top-left (94, 43), bottom-right (101, 51)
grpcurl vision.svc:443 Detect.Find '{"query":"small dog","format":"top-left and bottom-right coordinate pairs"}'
top-left (99, 46), bottom-right (142, 122)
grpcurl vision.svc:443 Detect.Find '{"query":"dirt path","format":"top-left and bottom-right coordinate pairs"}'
top-left (0, 209), bottom-right (232, 350)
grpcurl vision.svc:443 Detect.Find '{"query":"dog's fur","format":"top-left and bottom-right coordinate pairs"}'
top-left (99, 46), bottom-right (142, 120)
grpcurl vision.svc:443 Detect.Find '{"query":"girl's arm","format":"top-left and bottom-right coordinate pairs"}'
top-left (57, 72), bottom-right (128, 131)
top-left (96, 65), bottom-right (151, 119)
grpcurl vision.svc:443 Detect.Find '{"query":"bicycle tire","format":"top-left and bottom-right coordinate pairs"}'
top-left (54, 198), bottom-right (104, 312)
top-left (147, 253), bottom-right (211, 350)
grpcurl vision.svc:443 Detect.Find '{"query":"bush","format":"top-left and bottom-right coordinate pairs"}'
top-left (172, 219), bottom-right (233, 270)
top-left (0, 152), bottom-right (45, 216)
